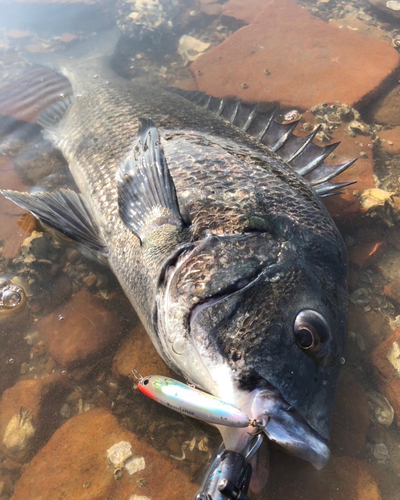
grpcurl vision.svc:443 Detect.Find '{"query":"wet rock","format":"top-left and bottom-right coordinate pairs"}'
top-left (37, 290), bottom-right (123, 368)
top-left (11, 408), bottom-right (197, 500)
top-left (370, 84), bottom-right (400, 126)
top-left (191, 0), bottom-right (400, 110)
top-left (378, 127), bottom-right (400, 154)
top-left (330, 371), bottom-right (370, 457)
top-left (369, 0), bottom-right (400, 20)
top-left (112, 323), bottom-right (173, 382)
top-left (266, 453), bottom-right (381, 500)
top-left (0, 375), bottom-right (70, 462)
top-left (371, 327), bottom-right (400, 427)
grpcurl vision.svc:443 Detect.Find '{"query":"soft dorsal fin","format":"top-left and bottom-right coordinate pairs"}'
top-left (0, 188), bottom-right (107, 254)
top-left (117, 118), bottom-right (184, 243)
top-left (165, 88), bottom-right (356, 197)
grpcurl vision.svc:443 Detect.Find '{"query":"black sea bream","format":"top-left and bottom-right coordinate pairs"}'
top-left (1, 30), bottom-right (354, 490)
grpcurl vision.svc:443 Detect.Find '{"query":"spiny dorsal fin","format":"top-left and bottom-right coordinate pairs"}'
top-left (0, 188), bottom-right (108, 254)
top-left (117, 118), bottom-right (184, 244)
top-left (165, 87), bottom-right (356, 197)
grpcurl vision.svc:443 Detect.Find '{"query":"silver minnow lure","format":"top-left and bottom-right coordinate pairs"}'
top-left (135, 373), bottom-right (257, 428)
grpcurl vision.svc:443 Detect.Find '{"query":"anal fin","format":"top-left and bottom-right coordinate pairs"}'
top-left (117, 118), bottom-right (185, 244)
top-left (0, 188), bottom-right (108, 254)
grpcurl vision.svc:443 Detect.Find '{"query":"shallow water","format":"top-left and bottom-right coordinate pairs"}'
top-left (1, 0), bottom-right (400, 499)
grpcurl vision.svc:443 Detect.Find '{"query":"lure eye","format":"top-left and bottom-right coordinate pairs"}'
top-left (143, 378), bottom-right (150, 386)
top-left (294, 310), bottom-right (330, 351)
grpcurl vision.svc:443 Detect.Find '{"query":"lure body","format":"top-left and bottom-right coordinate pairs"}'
top-left (137, 375), bottom-right (252, 428)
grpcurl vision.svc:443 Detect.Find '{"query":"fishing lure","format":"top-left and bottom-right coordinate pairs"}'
top-left (132, 370), bottom-right (263, 429)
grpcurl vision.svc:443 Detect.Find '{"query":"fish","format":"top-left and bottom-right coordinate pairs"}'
top-left (0, 29), bottom-right (353, 490)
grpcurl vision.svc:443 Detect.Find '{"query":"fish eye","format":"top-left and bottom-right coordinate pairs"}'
top-left (294, 310), bottom-right (330, 351)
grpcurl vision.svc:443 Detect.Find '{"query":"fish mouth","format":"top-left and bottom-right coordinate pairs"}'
top-left (244, 386), bottom-right (330, 470)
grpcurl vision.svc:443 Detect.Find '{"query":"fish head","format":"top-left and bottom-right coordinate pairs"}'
top-left (156, 226), bottom-right (347, 469)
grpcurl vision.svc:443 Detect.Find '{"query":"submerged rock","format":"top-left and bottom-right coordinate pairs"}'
top-left (37, 290), bottom-right (123, 368)
top-left (191, 0), bottom-right (400, 110)
top-left (112, 323), bottom-right (174, 381)
top-left (0, 375), bottom-right (70, 462)
top-left (11, 408), bottom-right (197, 500)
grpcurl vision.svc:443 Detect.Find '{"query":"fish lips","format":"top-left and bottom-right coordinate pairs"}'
top-left (249, 389), bottom-right (330, 470)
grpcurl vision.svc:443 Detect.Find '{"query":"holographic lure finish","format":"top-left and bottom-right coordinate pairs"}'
top-left (136, 375), bottom-right (253, 428)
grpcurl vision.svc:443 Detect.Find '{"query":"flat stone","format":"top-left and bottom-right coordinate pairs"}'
top-left (191, 0), bottom-right (400, 110)
top-left (0, 375), bottom-right (70, 462)
top-left (11, 408), bottom-right (197, 500)
top-left (112, 323), bottom-right (174, 382)
top-left (330, 372), bottom-right (370, 457)
top-left (37, 290), bottom-right (123, 368)
top-left (370, 84), bottom-right (400, 126)
top-left (371, 327), bottom-right (400, 427)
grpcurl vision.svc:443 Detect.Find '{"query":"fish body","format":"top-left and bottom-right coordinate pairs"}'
top-left (1, 30), bottom-right (351, 480)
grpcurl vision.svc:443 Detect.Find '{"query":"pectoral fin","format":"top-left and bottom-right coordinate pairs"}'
top-left (117, 118), bottom-right (185, 244)
top-left (0, 188), bottom-right (108, 254)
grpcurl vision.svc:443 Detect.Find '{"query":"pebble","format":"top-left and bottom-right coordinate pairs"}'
top-left (37, 290), bottom-right (123, 368)
top-left (191, 0), bottom-right (400, 110)
top-left (368, 391), bottom-right (394, 427)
